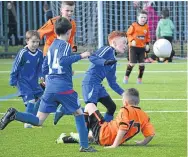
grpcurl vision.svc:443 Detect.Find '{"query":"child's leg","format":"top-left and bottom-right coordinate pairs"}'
top-left (16, 111), bottom-right (49, 126)
top-left (33, 98), bottom-right (41, 115)
top-left (74, 108), bottom-right (89, 148)
top-left (138, 64), bottom-right (145, 79)
top-left (123, 47), bottom-right (137, 84)
top-left (137, 49), bottom-right (146, 83)
top-left (98, 96), bottom-right (116, 122)
top-left (25, 99), bottom-right (35, 114)
top-left (0, 108), bottom-right (47, 130)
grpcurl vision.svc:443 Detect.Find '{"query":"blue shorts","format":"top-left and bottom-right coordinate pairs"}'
top-left (82, 84), bottom-right (109, 104)
top-left (39, 91), bottom-right (81, 113)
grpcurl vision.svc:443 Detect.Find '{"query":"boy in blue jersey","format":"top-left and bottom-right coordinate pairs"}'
top-left (82, 31), bottom-right (127, 122)
top-left (9, 30), bottom-right (44, 128)
top-left (54, 31), bottom-right (127, 125)
top-left (0, 17), bottom-right (96, 152)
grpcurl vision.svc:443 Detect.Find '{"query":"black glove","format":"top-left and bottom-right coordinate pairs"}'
top-left (104, 60), bottom-right (117, 65)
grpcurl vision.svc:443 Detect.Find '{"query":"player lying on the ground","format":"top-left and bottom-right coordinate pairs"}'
top-left (56, 88), bottom-right (155, 148)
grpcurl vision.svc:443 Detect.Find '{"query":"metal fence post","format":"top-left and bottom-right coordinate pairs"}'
top-left (3, 1), bottom-right (8, 52)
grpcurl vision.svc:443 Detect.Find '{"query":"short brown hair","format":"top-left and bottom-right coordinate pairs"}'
top-left (25, 30), bottom-right (40, 40)
top-left (61, 1), bottom-right (75, 7)
top-left (137, 10), bottom-right (148, 16)
top-left (108, 31), bottom-right (126, 45)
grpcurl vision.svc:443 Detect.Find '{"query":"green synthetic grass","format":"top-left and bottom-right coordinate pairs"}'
top-left (0, 59), bottom-right (187, 157)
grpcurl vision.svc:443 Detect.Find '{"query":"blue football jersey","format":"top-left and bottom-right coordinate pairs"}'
top-left (43, 39), bottom-right (81, 93)
top-left (82, 46), bottom-right (124, 96)
top-left (10, 48), bottom-right (43, 87)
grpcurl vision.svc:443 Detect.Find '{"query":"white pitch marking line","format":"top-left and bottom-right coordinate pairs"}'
top-left (0, 98), bottom-right (187, 101)
top-left (0, 110), bottom-right (187, 115)
top-left (0, 70), bottom-right (187, 74)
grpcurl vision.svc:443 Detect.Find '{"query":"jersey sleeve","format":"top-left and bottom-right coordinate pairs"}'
top-left (142, 119), bottom-right (155, 137)
top-left (146, 25), bottom-right (151, 43)
top-left (37, 19), bottom-right (55, 39)
top-left (37, 52), bottom-right (44, 78)
top-left (156, 21), bottom-right (161, 38)
top-left (106, 66), bottom-right (124, 96)
top-left (127, 25), bottom-right (135, 43)
top-left (89, 46), bottom-right (112, 65)
top-left (58, 43), bottom-right (81, 66)
top-left (89, 54), bottom-right (106, 66)
top-left (42, 56), bottom-right (49, 75)
top-left (170, 20), bottom-right (175, 31)
top-left (68, 20), bottom-right (76, 48)
top-left (117, 108), bottom-right (130, 131)
top-left (9, 49), bottom-right (25, 86)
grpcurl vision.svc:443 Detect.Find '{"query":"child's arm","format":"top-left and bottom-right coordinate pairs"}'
top-left (9, 50), bottom-right (24, 86)
top-left (136, 120), bottom-right (155, 146)
top-left (127, 25), bottom-right (136, 46)
top-left (106, 67), bottom-right (124, 96)
top-left (156, 21), bottom-right (161, 39)
top-left (37, 18), bottom-right (56, 39)
top-left (127, 25), bottom-right (134, 43)
top-left (105, 129), bottom-right (127, 148)
top-left (170, 20), bottom-right (175, 31)
top-left (135, 135), bottom-right (154, 146)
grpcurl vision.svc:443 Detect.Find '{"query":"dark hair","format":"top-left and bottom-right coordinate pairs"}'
top-left (55, 17), bottom-right (72, 36)
top-left (137, 10), bottom-right (148, 16)
top-left (161, 8), bottom-right (169, 18)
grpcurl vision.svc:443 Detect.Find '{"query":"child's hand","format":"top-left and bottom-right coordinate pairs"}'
top-left (131, 40), bottom-right (136, 46)
top-left (145, 44), bottom-right (150, 52)
top-left (80, 51), bottom-right (91, 59)
top-left (40, 77), bottom-right (45, 82)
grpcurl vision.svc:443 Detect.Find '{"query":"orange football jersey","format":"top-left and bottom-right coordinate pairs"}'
top-left (127, 22), bottom-right (150, 48)
top-left (38, 16), bottom-right (76, 56)
top-left (99, 105), bottom-right (155, 146)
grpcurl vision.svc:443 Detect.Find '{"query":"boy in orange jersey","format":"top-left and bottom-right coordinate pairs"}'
top-left (38, 1), bottom-right (77, 56)
top-left (123, 10), bottom-right (150, 84)
top-left (57, 88), bottom-right (155, 148)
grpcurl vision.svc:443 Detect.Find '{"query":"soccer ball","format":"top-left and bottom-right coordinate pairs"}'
top-left (153, 39), bottom-right (172, 58)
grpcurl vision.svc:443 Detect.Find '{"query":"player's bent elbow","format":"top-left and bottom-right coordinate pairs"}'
top-left (144, 135), bottom-right (155, 145)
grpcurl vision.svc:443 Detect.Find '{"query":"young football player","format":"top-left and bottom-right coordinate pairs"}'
top-left (54, 31), bottom-right (127, 125)
top-left (9, 30), bottom-right (44, 128)
top-left (156, 8), bottom-right (175, 62)
top-left (57, 88), bottom-right (155, 147)
top-left (38, 1), bottom-right (77, 56)
top-left (0, 17), bottom-right (96, 152)
top-left (123, 10), bottom-right (150, 84)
